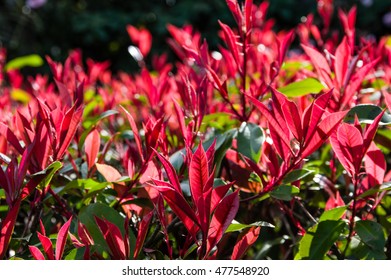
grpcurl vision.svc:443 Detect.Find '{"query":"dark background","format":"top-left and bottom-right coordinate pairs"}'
top-left (1, 0), bottom-right (390, 73)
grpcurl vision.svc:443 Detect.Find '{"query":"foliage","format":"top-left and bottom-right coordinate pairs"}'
top-left (1, 0), bottom-right (391, 260)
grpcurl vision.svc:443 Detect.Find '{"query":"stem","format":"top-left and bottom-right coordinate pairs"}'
top-left (241, 31), bottom-right (248, 121)
top-left (342, 175), bottom-right (359, 258)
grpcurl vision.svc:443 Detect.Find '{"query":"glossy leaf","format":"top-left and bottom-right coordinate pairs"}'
top-left (85, 128), bottom-right (100, 170)
top-left (237, 122), bottom-right (264, 163)
top-left (207, 191), bottom-right (239, 253)
top-left (345, 105), bottom-right (391, 125)
top-left (56, 217), bottom-right (72, 260)
top-left (355, 220), bottom-right (386, 259)
top-left (278, 78), bottom-right (324, 97)
top-left (282, 169), bottom-right (314, 184)
top-left (226, 221), bottom-right (274, 233)
top-left (231, 226), bottom-right (260, 260)
top-left (270, 185), bottom-right (300, 201)
top-left (296, 220), bottom-right (346, 259)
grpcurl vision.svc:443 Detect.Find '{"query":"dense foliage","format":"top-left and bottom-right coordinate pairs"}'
top-left (1, 0), bottom-right (391, 260)
top-left (1, 0), bottom-right (390, 72)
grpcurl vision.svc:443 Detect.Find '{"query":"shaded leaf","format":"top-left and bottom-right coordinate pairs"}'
top-left (283, 169), bottom-right (314, 184)
top-left (270, 185), bottom-right (299, 201)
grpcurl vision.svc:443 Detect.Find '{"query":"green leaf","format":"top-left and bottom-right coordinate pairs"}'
top-left (226, 221), bottom-right (275, 233)
top-left (355, 220), bottom-right (386, 259)
top-left (34, 161), bottom-right (63, 191)
top-left (5, 54), bottom-right (43, 71)
top-left (357, 182), bottom-right (391, 200)
top-left (65, 248), bottom-right (86, 260)
top-left (237, 122), bottom-right (264, 163)
top-left (270, 185), bottom-right (299, 201)
top-left (278, 78), bottom-right (324, 97)
top-left (295, 220), bottom-right (346, 259)
top-left (345, 104), bottom-right (391, 125)
top-left (319, 206), bottom-right (348, 222)
top-left (282, 169), bottom-right (314, 184)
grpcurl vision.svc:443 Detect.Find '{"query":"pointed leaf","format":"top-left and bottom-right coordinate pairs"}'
top-left (56, 217), bottom-right (72, 260)
top-left (334, 37), bottom-right (351, 88)
top-left (0, 199), bottom-right (21, 259)
top-left (302, 44), bottom-right (333, 87)
top-left (364, 142), bottom-right (385, 187)
top-left (95, 217), bottom-right (126, 259)
top-left (84, 128), bottom-right (100, 170)
top-left (57, 105), bottom-right (83, 160)
top-left (120, 106), bottom-right (144, 162)
top-left (231, 226), bottom-right (260, 260)
top-left (296, 220), bottom-right (346, 260)
top-left (29, 246), bottom-right (46, 260)
top-left (283, 169), bottom-right (314, 184)
top-left (208, 191), bottom-right (239, 253)
top-left (282, 100), bottom-right (303, 141)
top-left (37, 232), bottom-right (54, 260)
top-left (270, 185), bottom-right (300, 201)
top-left (278, 78), bottom-right (324, 97)
top-left (134, 211), bottom-right (153, 259)
top-left (301, 110), bottom-right (348, 158)
top-left (154, 150), bottom-right (182, 193)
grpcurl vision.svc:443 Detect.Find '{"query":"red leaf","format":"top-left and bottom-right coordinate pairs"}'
top-left (78, 222), bottom-right (94, 246)
top-left (37, 232), bottom-right (54, 260)
top-left (282, 99), bottom-right (303, 141)
top-left (153, 184), bottom-right (199, 236)
top-left (0, 199), bottom-right (21, 259)
top-left (244, 0), bottom-right (253, 32)
top-left (247, 95), bottom-right (291, 151)
top-left (364, 142), bottom-right (385, 188)
top-left (219, 21), bottom-right (242, 72)
top-left (341, 58), bottom-right (380, 108)
top-left (302, 44), bottom-right (333, 88)
top-left (231, 226), bottom-right (260, 260)
top-left (29, 246), bottom-right (46, 260)
top-left (211, 182), bottom-right (234, 213)
top-left (84, 128), bottom-right (100, 170)
top-left (330, 132), bottom-right (354, 177)
top-left (336, 123), bottom-right (363, 174)
top-left (301, 110), bottom-right (348, 158)
top-left (334, 37), bottom-right (351, 88)
top-left (207, 190), bottom-right (239, 255)
top-left (133, 211), bottom-right (154, 259)
top-left (226, 0), bottom-right (242, 28)
top-left (126, 25), bottom-right (152, 57)
top-left (120, 105), bottom-right (144, 162)
top-left (189, 143), bottom-right (209, 206)
top-left (278, 30), bottom-right (295, 67)
top-left (57, 104), bottom-right (83, 160)
top-left (153, 150), bottom-right (182, 194)
top-left (96, 163), bottom-right (122, 182)
top-left (362, 110), bottom-right (385, 153)
top-left (302, 89), bottom-right (332, 143)
top-left (95, 217), bottom-right (127, 260)
top-left (55, 217), bottom-right (72, 260)
top-left (0, 122), bottom-right (24, 155)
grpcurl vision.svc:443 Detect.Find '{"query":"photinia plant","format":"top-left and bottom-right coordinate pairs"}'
top-left (1, 0), bottom-right (391, 260)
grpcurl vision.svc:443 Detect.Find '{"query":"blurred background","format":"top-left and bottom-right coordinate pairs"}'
top-left (0, 0), bottom-right (391, 73)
